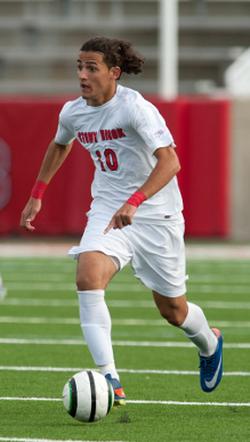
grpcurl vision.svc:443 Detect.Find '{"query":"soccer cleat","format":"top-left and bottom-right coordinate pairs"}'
top-left (199, 328), bottom-right (223, 393)
top-left (105, 374), bottom-right (126, 406)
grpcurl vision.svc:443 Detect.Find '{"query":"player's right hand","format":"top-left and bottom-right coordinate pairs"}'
top-left (20, 197), bottom-right (42, 231)
top-left (104, 202), bottom-right (137, 234)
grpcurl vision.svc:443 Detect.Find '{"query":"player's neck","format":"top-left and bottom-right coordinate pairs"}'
top-left (86, 84), bottom-right (117, 107)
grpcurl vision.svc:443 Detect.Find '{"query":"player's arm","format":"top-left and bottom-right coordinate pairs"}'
top-left (139, 146), bottom-right (180, 198)
top-left (104, 145), bottom-right (180, 233)
top-left (20, 139), bottom-right (73, 231)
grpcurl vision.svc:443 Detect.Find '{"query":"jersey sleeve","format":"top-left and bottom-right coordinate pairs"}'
top-left (54, 102), bottom-right (75, 145)
top-left (130, 97), bottom-right (175, 153)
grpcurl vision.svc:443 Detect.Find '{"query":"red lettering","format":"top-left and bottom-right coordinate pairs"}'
top-left (78, 131), bottom-right (86, 143)
top-left (106, 130), bottom-right (113, 140)
top-left (99, 128), bottom-right (126, 140)
top-left (117, 128), bottom-right (126, 138)
top-left (80, 129), bottom-right (126, 143)
top-left (78, 131), bottom-right (98, 144)
top-left (111, 129), bottom-right (118, 139)
top-left (82, 133), bottom-right (88, 143)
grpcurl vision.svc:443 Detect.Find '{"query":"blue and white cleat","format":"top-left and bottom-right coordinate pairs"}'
top-left (105, 374), bottom-right (126, 406)
top-left (199, 328), bottom-right (223, 393)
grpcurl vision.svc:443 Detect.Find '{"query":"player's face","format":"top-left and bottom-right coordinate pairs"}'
top-left (77, 51), bottom-right (121, 106)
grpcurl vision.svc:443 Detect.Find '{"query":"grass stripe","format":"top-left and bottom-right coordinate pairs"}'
top-left (1, 257), bottom-right (250, 266)
top-left (2, 299), bottom-right (77, 307)
top-left (3, 298), bottom-right (250, 309)
top-left (3, 282), bottom-right (250, 294)
top-left (0, 337), bottom-right (250, 348)
top-left (3, 269), bottom-right (250, 284)
top-left (4, 273), bottom-right (250, 284)
top-left (0, 397), bottom-right (250, 407)
top-left (0, 366), bottom-right (249, 376)
top-left (1, 315), bottom-right (250, 328)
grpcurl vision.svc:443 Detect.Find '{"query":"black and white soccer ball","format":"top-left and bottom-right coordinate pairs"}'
top-left (62, 370), bottom-right (114, 422)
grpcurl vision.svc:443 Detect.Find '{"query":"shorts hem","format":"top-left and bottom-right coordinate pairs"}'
top-left (68, 246), bottom-right (125, 270)
top-left (144, 281), bottom-right (187, 298)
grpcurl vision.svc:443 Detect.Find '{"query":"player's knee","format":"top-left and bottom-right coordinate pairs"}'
top-left (76, 273), bottom-right (101, 291)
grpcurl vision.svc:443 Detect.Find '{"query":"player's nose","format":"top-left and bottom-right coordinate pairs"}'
top-left (78, 68), bottom-right (88, 80)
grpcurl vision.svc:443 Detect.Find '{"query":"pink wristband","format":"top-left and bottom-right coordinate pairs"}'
top-left (31, 180), bottom-right (47, 199)
top-left (127, 190), bottom-right (147, 207)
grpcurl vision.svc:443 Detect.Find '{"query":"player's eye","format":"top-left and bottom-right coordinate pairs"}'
top-left (88, 66), bottom-right (97, 72)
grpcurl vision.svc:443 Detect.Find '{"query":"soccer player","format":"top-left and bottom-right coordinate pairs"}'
top-left (20, 36), bottom-right (223, 404)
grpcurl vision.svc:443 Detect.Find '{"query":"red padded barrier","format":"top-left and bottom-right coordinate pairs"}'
top-left (183, 99), bottom-right (230, 236)
top-left (0, 96), bottom-right (230, 237)
top-left (0, 98), bottom-right (93, 235)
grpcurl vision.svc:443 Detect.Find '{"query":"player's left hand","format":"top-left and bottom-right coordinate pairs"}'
top-left (104, 203), bottom-right (137, 234)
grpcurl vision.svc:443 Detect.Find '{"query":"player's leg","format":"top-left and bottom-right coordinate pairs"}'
top-left (76, 251), bottom-right (126, 405)
top-left (152, 292), bottom-right (218, 355)
top-left (69, 213), bottom-right (132, 404)
top-left (76, 250), bottom-right (117, 372)
top-left (127, 215), bottom-right (223, 392)
top-left (152, 292), bottom-right (223, 392)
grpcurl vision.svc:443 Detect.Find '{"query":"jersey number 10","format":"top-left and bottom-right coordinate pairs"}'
top-left (95, 149), bottom-right (118, 172)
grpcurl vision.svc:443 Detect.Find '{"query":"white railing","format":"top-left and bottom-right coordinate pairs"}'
top-left (225, 48), bottom-right (250, 96)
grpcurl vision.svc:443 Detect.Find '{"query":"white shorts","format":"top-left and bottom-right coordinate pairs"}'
top-left (69, 212), bottom-right (187, 297)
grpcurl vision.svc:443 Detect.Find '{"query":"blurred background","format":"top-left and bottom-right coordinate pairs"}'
top-left (0, 0), bottom-right (250, 240)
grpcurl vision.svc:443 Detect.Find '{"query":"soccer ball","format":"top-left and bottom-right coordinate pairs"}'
top-left (62, 370), bottom-right (114, 422)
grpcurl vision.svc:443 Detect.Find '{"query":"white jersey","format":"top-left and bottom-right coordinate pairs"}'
top-left (55, 84), bottom-right (183, 223)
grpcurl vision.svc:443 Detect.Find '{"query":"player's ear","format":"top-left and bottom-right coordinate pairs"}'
top-left (110, 66), bottom-right (121, 80)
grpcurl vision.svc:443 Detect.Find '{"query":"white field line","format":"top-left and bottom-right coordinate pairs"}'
top-left (0, 337), bottom-right (250, 349)
top-left (0, 396), bottom-right (250, 407)
top-left (0, 365), bottom-right (249, 377)
top-left (128, 400), bottom-right (250, 407)
top-left (1, 315), bottom-right (250, 328)
top-left (0, 439), bottom-right (125, 442)
top-left (3, 298), bottom-right (250, 310)
top-left (4, 282), bottom-right (250, 294)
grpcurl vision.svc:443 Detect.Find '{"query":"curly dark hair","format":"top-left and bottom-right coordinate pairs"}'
top-left (80, 36), bottom-right (144, 76)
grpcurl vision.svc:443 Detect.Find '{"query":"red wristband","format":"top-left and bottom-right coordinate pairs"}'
top-left (127, 190), bottom-right (147, 208)
top-left (31, 180), bottom-right (47, 199)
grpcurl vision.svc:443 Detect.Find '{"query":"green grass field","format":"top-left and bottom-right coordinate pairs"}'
top-left (0, 255), bottom-right (250, 442)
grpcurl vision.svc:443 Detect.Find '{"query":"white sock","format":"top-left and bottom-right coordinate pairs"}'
top-left (77, 289), bottom-right (119, 379)
top-left (180, 302), bottom-right (218, 356)
top-left (98, 363), bottom-right (119, 380)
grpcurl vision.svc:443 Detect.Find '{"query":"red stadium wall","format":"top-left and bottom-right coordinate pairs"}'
top-left (0, 97), bottom-right (230, 237)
